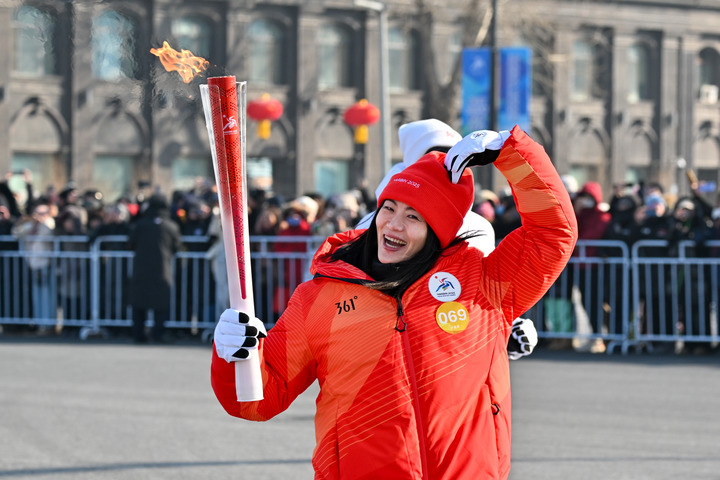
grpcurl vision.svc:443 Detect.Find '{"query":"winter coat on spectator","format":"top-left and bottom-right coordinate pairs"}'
top-left (128, 195), bottom-right (182, 310)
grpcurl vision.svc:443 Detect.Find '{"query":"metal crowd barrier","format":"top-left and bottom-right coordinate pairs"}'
top-left (1, 235), bottom-right (718, 354)
top-left (0, 234), bottom-right (326, 341)
top-left (626, 239), bottom-right (720, 354)
top-left (526, 239), bottom-right (632, 354)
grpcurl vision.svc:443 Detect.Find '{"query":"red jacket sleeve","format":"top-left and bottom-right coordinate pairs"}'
top-left (211, 288), bottom-right (317, 421)
top-left (479, 126), bottom-right (578, 322)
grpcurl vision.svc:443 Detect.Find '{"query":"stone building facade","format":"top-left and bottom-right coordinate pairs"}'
top-left (1, 0), bottom-right (719, 204)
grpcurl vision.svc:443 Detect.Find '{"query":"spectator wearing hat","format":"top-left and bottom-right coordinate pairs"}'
top-left (357, 119), bottom-right (535, 358)
top-left (357, 119), bottom-right (496, 255)
top-left (211, 126), bottom-right (577, 479)
top-left (635, 194), bottom-right (672, 242)
top-left (128, 193), bottom-right (182, 343)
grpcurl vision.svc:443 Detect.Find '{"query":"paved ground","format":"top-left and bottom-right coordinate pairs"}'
top-left (0, 336), bottom-right (718, 479)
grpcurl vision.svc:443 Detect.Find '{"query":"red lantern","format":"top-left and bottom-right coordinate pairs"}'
top-left (343, 99), bottom-right (380, 144)
top-left (247, 93), bottom-right (283, 139)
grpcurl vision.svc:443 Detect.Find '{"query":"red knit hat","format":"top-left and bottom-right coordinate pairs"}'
top-left (378, 151), bottom-right (474, 248)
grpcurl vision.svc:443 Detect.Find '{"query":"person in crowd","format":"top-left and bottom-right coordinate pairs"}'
top-left (493, 188), bottom-right (522, 240)
top-left (604, 191), bottom-right (641, 247)
top-left (357, 118), bottom-right (536, 359)
top-left (253, 195), bottom-right (284, 236)
top-left (357, 119), bottom-right (495, 253)
top-left (474, 189), bottom-right (499, 225)
top-left (180, 197), bottom-right (211, 238)
top-left (211, 126), bottom-right (577, 479)
top-left (247, 188), bottom-right (268, 238)
top-left (90, 202), bottom-right (133, 322)
top-left (666, 196), bottom-right (716, 353)
top-left (634, 193), bottom-right (672, 241)
top-left (272, 197), bottom-right (317, 322)
top-left (568, 181), bottom-right (612, 350)
top-left (54, 204), bottom-right (89, 326)
top-left (0, 202), bottom-right (12, 235)
top-left (57, 183), bottom-right (80, 213)
top-left (711, 202), bottom-right (720, 244)
top-left (1, 169), bottom-right (35, 219)
top-left (313, 191), bottom-right (364, 236)
top-left (128, 193), bottom-right (182, 343)
top-left (11, 199), bottom-right (56, 330)
top-left (206, 207), bottom-right (229, 321)
top-left (81, 189), bottom-right (105, 235)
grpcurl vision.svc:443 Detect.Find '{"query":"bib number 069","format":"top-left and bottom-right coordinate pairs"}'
top-left (435, 302), bottom-right (470, 334)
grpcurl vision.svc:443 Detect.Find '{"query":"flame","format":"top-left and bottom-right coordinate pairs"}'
top-left (150, 41), bottom-right (209, 83)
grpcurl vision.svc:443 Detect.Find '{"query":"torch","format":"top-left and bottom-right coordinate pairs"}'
top-left (200, 77), bottom-right (262, 401)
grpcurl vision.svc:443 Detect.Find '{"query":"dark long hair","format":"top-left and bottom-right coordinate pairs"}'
top-left (329, 209), bottom-right (475, 299)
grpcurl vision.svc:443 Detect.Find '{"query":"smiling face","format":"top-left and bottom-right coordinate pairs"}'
top-left (375, 199), bottom-right (429, 264)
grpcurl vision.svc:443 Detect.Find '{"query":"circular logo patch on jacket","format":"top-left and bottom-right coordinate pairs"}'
top-left (436, 302), bottom-right (469, 334)
top-left (428, 272), bottom-right (461, 302)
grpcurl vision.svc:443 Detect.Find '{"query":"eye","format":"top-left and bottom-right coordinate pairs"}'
top-left (382, 204), bottom-right (394, 213)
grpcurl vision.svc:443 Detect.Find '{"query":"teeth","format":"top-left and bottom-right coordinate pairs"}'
top-left (384, 236), bottom-right (406, 247)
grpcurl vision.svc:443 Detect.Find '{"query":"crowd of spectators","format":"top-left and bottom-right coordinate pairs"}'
top-left (1, 169), bottom-right (720, 349)
top-left (3, 170), bottom-right (719, 253)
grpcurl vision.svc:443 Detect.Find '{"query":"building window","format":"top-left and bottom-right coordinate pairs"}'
top-left (315, 159), bottom-right (349, 196)
top-left (318, 23), bottom-right (352, 89)
top-left (247, 157), bottom-right (274, 191)
top-left (171, 156), bottom-right (212, 192)
top-left (627, 43), bottom-right (651, 103)
top-left (697, 48), bottom-right (720, 104)
top-left (12, 6), bottom-right (56, 76)
top-left (92, 10), bottom-right (139, 80)
top-left (625, 166), bottom-right (649, 185)
top-left (248, 18), bottom-right (287, 86)
top-left (11, 153), bottom-right (55, 204)
top-left (568, 165), bottom-right (598, 189)
top-left (388, 27), bottom-right (419, 92)
top-left (571, 39), bottom-right (593, 101)
top-left (172, 16), bottom-right (213, 59)
top-left (93, 155), bottom-right (134, 202)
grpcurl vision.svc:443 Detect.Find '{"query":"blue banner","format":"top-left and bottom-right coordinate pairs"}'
top-left (498, 47), bottom-right (532, 132)
top-left (461, 48), bottom-right (492, 136)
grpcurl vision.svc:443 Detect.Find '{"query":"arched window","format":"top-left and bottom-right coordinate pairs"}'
top-left (172, 16), bottom-right (213, 59)
top-left (697, 48), bottom-right (720, 104)
top-left (13, 5), bottom-right (56, 75)
top-left (571, 39), bottom-right (593, 101)
top-left (92, 10), bottom-right (139, 80)
top-left (318, 23), bottom-right (352, 89)
top-left (627, 43), bottom-right (651, 103)
top-left (388, 27), bottom-right (419, 91)
top-left (248, 18), bottom-right (287, 86)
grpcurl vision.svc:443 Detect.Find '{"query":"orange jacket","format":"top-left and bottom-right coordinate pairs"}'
top-left (211, 126), bottom-right (578, 479)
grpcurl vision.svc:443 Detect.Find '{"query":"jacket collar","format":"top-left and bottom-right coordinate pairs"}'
top-left (311, 229), bottom-right (470, 283)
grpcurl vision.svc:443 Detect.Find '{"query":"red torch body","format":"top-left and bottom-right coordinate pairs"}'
top-left (201, 77), bottom-right (261, 401)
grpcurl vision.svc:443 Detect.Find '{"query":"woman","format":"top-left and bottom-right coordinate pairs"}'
top-left (212, 126), bottom-right (578, 479)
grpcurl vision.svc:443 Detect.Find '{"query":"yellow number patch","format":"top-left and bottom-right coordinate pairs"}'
top-left (435, 302), bottom-right (469, 334)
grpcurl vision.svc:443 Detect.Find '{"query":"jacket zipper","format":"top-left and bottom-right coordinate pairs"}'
top-left (396, 299), bottom-right (429, 479)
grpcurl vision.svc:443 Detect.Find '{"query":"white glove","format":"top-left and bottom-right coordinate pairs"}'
top-left (214, 309), bottom-right (267, 362)
top-left (444, 130), bottom-right (511, 184)
top-left (507, 317), bottom-right (538, 360)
